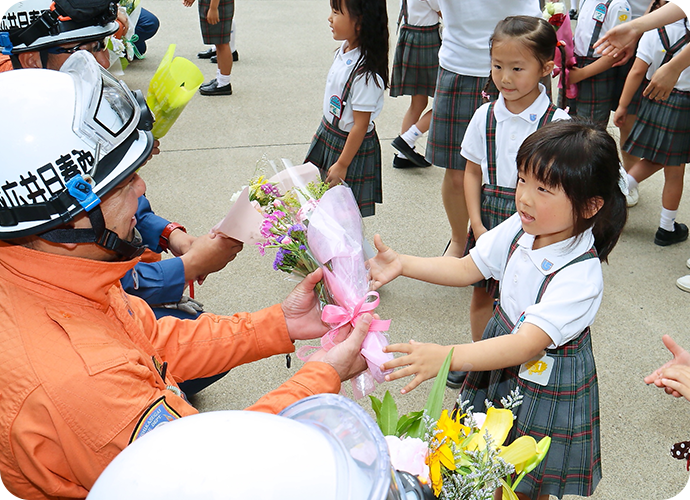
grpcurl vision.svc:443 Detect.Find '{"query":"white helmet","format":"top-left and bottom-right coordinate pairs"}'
top-left (0, 50), bottom-right (154, 258)
top-left (0, 0), bottom-right (118, 55)
top-left (87, 394), bottom-right (434, 500)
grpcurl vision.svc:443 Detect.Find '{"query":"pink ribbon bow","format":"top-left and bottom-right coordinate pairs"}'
top-left (297, 291), bottom-right (393, 384)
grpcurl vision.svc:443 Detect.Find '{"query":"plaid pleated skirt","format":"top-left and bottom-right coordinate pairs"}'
top-left (573, 55), bottom-right (630, 124)
top-left (624, 88), bottom-right (690, 166)
top-left (461, 307), bottom-right (602, 499)
top-left (199, 0), bottom-right (234, 45)
top-left (305, 117), bottom-right (382, 217)
top-left (463, 185), bottom-right (516, 298)
top-left (427, 69), bottom-right (497, 170)
top-left (390, 23), bottom-right (441, 98)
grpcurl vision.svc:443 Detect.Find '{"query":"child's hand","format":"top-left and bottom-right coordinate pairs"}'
top-left (207, 6), bottom-right (219, 24)
top-left (658, 364), bottom-right (690, 402)
top-left (645, 63), bottom-right (680, 102)
top-left (644, 335), bottom-right (690, 397)
top-left (367, 234), bottom-right (403, 290)
top-left (381, 341), bottom-right (453, 394)
top-left (613, 106), bottom-right (628, 128)
top-left (325, 161), bottom-right (347, 187)
top-left (182, 0), bottom-right (195, 7)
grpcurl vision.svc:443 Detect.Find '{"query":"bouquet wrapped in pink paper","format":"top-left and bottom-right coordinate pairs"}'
top-left (543, 2), bottom-right (578, 104)
top-left (216, 161), bottom-right (394, 398)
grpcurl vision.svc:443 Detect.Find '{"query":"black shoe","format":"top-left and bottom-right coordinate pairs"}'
top-left (197, 47), bottom-right (216, 59)
top-left (655, 222), bottom-right (689, 246)
top-left (210, 55), bottom-right (217, 63)
top-left (446, 370), bottom-right (468, 389)
top-left (200, 78), bottom-right (216, 91)
top-left (392, 156), bottom-right (417, 169)
top-left (392, 136), bottom-right (431, 167)
top-left (199, 80), bottom-right (232, 96)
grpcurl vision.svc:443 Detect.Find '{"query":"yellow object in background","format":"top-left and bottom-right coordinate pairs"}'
top-left (146, 44), bottom-right (204, 139)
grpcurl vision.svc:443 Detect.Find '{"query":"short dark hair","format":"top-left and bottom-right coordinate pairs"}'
top-left (516, 119), bottom-right (627, 262)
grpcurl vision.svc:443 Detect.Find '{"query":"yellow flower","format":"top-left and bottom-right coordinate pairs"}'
top-left (465, 407), bottom-right (514, 451)
top-left (426, 439), bottom-right (455, 496)
top-left (498, 435), bottom-right (538, 474)
top-left (437, 410), bottom-right (462, 444)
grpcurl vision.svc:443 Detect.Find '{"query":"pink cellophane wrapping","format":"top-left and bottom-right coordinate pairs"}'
top-left (305, 185), bottom-right (394, 399)
top-left (553, 13), bottom-right (578, 100)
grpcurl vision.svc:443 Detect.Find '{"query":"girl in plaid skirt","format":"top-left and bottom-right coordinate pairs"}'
top-left (461, 16), bottom-right (569, 345)
top-left (305, 0), bottom-right (389, 217)
top-left (389, 0), bottom-right (441, 169)
top-left (614, 2), bottom-right (690, 246)
top-left (370, 120), bottom-right (627, 500)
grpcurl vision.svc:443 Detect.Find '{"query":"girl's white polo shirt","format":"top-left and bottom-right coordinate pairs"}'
top-left (460, 84), bottom-right (570, 188)
top-left (574, 0), bottom-right (632, 57)
top-left (636, 19), bottom-right (690, 91)
top-left (401, 0), bottom-right (441, 27)
top-left (322, 42), bottom-right (384, 133)
top-left (470, 213), bottom-right (604, 349)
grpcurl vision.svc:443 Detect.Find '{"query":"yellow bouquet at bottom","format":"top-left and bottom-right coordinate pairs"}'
top-left (370, 350), bottom-right (551, 500)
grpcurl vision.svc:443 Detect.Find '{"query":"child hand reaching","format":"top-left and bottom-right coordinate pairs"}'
top-left (381, 341), bottom-right (452, 394)
top-left (368, 234), bottom-right (404, 290)
top-left (644, 334), bottom-right (690, 398)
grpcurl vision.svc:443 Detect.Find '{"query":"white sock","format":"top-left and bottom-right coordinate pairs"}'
top-left (660, 207), bottom-right (678, 231)
top-left (627, 174), bottom-right (639, 191)
top-left (217, 71), bottom-right (231, 87)
top-left (401, 124), bottom-right (422, 148)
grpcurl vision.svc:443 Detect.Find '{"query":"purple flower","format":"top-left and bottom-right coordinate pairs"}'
top-left (273, 211), bottom-right (286, 219)
top-left (288, 224), bottom-right (306, 236)
top-left (299, 245), bottom-right (307, 251)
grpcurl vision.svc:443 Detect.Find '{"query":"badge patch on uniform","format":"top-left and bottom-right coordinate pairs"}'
top-left (592, 3), bottom-right (607, 22)
top-left (541, 259), bottom-right (554, 271)
top-left (329, 95), bottom-right (343, 119)
top-left (129, 396), bottom-right (181, 443)
top-left (529, 113), bottom-right (537, 121)
top-left (510, 312), bottom-right (526, 335)
top-left (518, 352), bottom-right (555, 386)
top-left (618, 12), bottom-right (628, 22)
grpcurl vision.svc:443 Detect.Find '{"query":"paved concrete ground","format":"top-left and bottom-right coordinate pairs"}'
top-left (120, 1), bottom-right (690, 498)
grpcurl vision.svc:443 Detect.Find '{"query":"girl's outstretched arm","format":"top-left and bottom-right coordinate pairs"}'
top-left (382, 323), bottom-right (552, 394)
top-left (325, 110), bottom-right (370, 187)
top-left (368, 234), bottom-right (485, 290)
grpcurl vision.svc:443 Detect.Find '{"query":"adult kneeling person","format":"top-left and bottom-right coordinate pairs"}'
top-left (0, 52), bottom-right (369, 500)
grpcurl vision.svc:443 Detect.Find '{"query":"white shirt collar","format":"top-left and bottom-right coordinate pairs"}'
top-left (493, 83), bottom-right (550, 124)
top-left (337, 41), bottom-right (361, 67)
top-left (516, 226), bottom-right (596, 276)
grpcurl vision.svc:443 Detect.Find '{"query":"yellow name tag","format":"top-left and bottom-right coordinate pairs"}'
top-left (518, 352), bottom-right (555, 386)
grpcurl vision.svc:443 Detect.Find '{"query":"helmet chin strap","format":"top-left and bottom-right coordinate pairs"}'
top-left (39, 175), bottom-right (145, 260)
top-left (39, 204), bottom-right (146, 260)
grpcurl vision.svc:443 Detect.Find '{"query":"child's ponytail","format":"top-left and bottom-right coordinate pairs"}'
top-left (516, 119), bottom-right (627, 262)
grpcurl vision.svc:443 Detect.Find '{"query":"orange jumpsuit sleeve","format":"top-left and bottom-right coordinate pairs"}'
top-left (138, 301), bottom-right (298, 383)
top-left (246, 362), bottom-right (341, 414)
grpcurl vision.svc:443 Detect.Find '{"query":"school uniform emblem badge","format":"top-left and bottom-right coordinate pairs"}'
top-left (541, 259), bottom-right (553, 271)
top-left (530, 113), bottom-right (537, 121)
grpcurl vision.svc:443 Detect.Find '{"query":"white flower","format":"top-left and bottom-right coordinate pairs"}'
top-left (553, 2), bottom-right (566, 14)
top-left (229, 186), bottom-right (247, 204)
